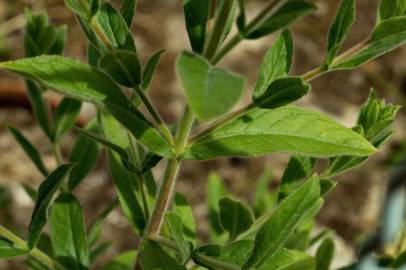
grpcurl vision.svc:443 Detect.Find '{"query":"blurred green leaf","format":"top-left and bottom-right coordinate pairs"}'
top-left (315, 238), bottom-right (335, 270)
top-left (54, 98), bottom-right (82, 139)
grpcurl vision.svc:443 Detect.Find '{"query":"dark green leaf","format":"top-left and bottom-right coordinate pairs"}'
top-left (277, 156), bottom-right (315, 202)
top-left (219, 197), bottom-right (254, 241)
top-left (237, 0), bottom-right (246, 33)
top-left (88, 198), bottom-right (119, 246)
top-left (0, 238), bottom-right (27, 259)
top-left (0, 55), bottom-right (175, 158)
top-left (88, 44), bottom-right (101, 67)
top-left (173, 193), bottom-right (197, 244)
top-left (138, 241), bottom-right (187, 270)
top-left (315, 238), bottom-right (335, 270)
top-left (333, 16), bottom-right (406, 69)
top-left (50, 193), bottom-right (90, 270)
top-left (379, 0), bottom-right (406, 21)
top-left (176, 51), bottom-right (245, 121)
top-left (257, 247), bottom-right (315, 270)
top-left (207, 173), bottom-right (227, 243)
top-left (142, 49), bottom-right (164, 91)
top-left (253, 77), bottom-right (310, 109)
top-left (164, 212), bottom-right (191, 263)
top-left (182, 0), bottom-right (209, 53)
top-left (246, 1), bottom-right (316, 39)
top-left (253, 30), bottom-right (293, 99)
top-left (141, 152), bottom-right (162, 173)
top-left (101, 251), bottom-right (137, 270)
top-left (121, 0), bottom-right (137, 27)
top-left (184, 106), bottom-right (376, 160)
top-left (320, 179), bottom-right (337, 196)
top-left (68, 121), bottom-right (102, 191)
top-left (325, 0), bottom-right (356, 68)
top-left (98, 50), bottom-right (141, 87)
top-left (7, 125), bottom-right (49, 177)
top-left (28, 164), bottom-right (75, 249)
top-left (243, 176), bottom-right (320, 269)
top-left (54, 98), bottom-right (82, 139)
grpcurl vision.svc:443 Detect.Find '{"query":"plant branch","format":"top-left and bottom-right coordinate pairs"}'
top-left (0, 225), bottom-right (65, 270)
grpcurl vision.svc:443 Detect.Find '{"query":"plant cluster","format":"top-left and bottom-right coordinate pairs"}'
top-left (0, 0), bottom-right (405, 269)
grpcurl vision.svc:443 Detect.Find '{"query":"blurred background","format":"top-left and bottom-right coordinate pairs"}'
top-left (1, 0), bottom-right (406, 269)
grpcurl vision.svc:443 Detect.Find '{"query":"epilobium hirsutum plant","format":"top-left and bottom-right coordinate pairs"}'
top-left (0, 0), bottom-right (404, 269)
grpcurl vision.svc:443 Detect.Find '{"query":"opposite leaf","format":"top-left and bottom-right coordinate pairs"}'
top-left (253, 30), bottom-right (293, 99)
top-left (176, 51), bottom-right (245, 121)
top-left (184, 106), bottom-right (376, 160)
top-left (28, 164), bottom-right (75, 249)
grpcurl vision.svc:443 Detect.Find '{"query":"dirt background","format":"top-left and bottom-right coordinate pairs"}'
top-left (1, 0), bottom-right (406, 269)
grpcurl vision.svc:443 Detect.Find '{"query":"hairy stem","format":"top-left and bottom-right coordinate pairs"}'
top-left (0, 226), bottom-right (65, 270)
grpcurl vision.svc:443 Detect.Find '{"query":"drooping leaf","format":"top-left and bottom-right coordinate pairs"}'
top-left (253, 30), bottom-right (293, 99)
top-left (98, 50), bottom-right (141, 87)
top-left (142, 49), bottom-right (165, 91)
top-left (243, 177), bottom-right (321, 269)
top-left (120, 0), bottom-right (137, 27)
top-left (0, 55), bottom-right (175, 158)
top-left (28, 164), bottom-right (75, 249)
top-left (333, 16), bottom-right (406, 69)
top-left (257, 247), bottom-right (315, 270)
top-left (325, 0), bottom-right (356, 68)
top-left (173, 193), bottom-right (197, 244)
top-left (50, 193), bottom-right (90, 270)
top-left (138, 241), bottom-right (187, 270)
top-left (315, 238), bottom-right (335, 270)
top-left (176, 51), bottom-right (245, 121)
top-left (379, 0), bottom-right (406, 21)
top-left (277, 156), bottom-right (316, 202)
top-left (219, 196), bottom-right (254, 241)
top-left (184, 106), bottom-right (376, 160)
top-left (0, 238), bottom-right (27, 259)
top-left (182, 0), bottom-right (209, 53)
top-left (54, 98), bottom-right (82, 139)
top-left (246, 1), bottom-right (316, 39)
top-left (207, 173), bottom-right (228, 243)
top-left (101, 251), bottom-right (137, 270)
top-left (68, 121), bottom-right (102, 191)
top-left (88, 198), bottom-right (119, 246)
top-left (7, 125), bottom-right (49, 177)
top-left (164, 212), bottom-right (191, 264)
top-left (253, 77), bottom-right (310, 109)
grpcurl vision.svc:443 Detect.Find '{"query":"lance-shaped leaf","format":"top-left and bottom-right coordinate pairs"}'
top-left (315, 238), bottom-right (335, 270)
top-left (138, 241), bottom-right (187, 270)
top-left (219, 197), bottom-right (254, 241)
top-left (54, 98), bottom-right (82, 139)
top-left (379, 0), bottom-right (406, 21)
top-left (68, 121), bottom-right (102, 191)
top-left (176, 51), bottom-right (245, 121)
top-left (142, 49), bottom-right (164, 91)
top-left (98, 50), bottom-right (141, 87)
top-left (325, 0), bottom-right (356, 68)
top-left (28, 163), bottom-right (75, 249)
top-left (121, 0), bottom-right (137, 27)
top-left (7, 125), bottom-right (48, 177)
top-left (101, 251), bottom-right (137, 270)
top-left (182, 0), bottom-right (209, 53)
top-left (0, 55), bottom-right (174, 158)
top-left (277, 156), bottom-right (315, 202)
top-left (253, 30), bottom-right (293, 99)
top-left (253, 77), bottom-right (310, 109)
top-left (333, 16), bottom-right (406, 69)
top-left (184, 106), bottom-right (376, 160)
top-left (257, 247), bottom-right (315, 270)
top-left (0, 238), bottom-right (27, 259)
top-left (243, 177), bottom-right (320, 269)
top-left (246, 1), bottom-right (316, 39)
top-left (50, 193), bottom-right (90, 270)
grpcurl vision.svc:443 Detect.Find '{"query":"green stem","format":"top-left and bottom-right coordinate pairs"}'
top-left (0, 226), bottom-right (65, 270)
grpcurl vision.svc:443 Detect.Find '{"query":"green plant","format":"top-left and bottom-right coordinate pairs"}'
top-left (0, 0), bottom-right (404, 269)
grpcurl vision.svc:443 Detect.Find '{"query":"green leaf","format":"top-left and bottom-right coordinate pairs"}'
top-left (325, 0), bottom-right (356, 68)
top-left (65, 0), bottom-right (93, 18)
top-left (54, 98), bottom-right (82, 139)
top-left (50, 193), bottom-right (90, 270)
top-left (182, 0), bottom-right (209, 53)
top-left (0, 238), bottom-right (27, 259)
top-left (257, 247), bottom-right (315, 270)
top-left (253, 30), bottom-right (293, 99)
top-left (320, 178), bottom-right (337, 196)
top-left (0, 55), bottom-right (174, 158)
top-left (243, 176), bottom-right (321, 269)
top-left (138, 241), bottom-right (187, 270)
top-left (164, 212), bottom-right (191, 264)
top-left (68, 121), bottom-right (102, 191)
top-left (254, 168), bottom-right (275, 217)
top-left (142, 49), bottom-right (164, 91)
top-left (90, 242), bottom-right (111, 263)
top-left (207, 173), bottom-right (228, 243)
top-left (184, 106), bottom-right (376, 160)
top-left (176, 51), bottom-right (245, 121)
top-left (98, 50), bottom-right (141, 87)
top-left (101, 251), bottom-right (137, 270)
top-left (277, 156), bottom-right (315, 202)
top-left (246, 1), bottom-right (316, 39)
top-left (173, 193), bottom-right (197, 244)
top-left (379, 0), bottom-right (406, 21)
top-left (333, 16), bottom-right (406, 69)
top-left (88, 198), bottom-right (119, 246)
top-left (7, 125), bottom-right (48, 177)
top-left (253, 77), bottom-right (310, 109)
top-left (219, 196), bottom-right (254, 241)
top-left (121, 0), bottom-right (137, 27)
top-left (315, 238), bottom-right (335, 270)
top-left (28, 164), bottom-right (75, 249)
top-left (99, 111), bottom-right (147, 234)
top-left (236, 0), bottom-right (246, 33)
